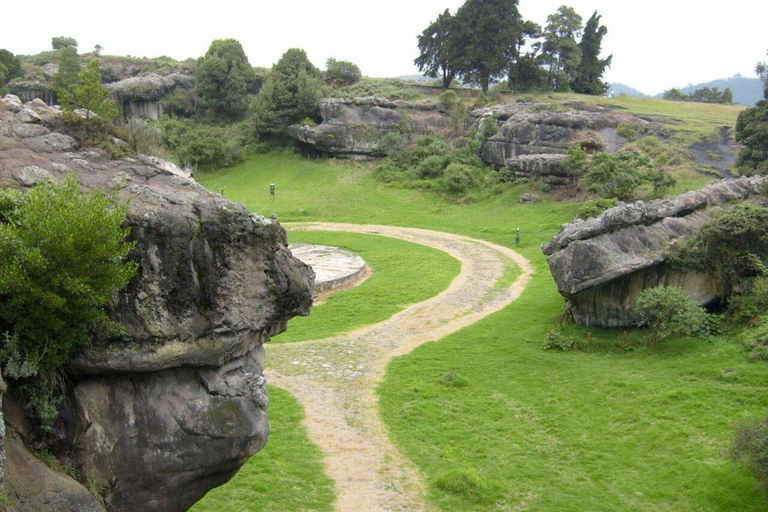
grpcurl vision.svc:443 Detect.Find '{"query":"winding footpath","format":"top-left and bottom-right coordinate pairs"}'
top-left (267, 223), bottom-right (534, 512)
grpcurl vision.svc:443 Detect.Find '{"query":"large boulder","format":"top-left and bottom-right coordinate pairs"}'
top-left (288, 97), bottom-right (449, 159)
top-left (0, 97), bottom-right (314, 511)
top-left (475, 101), bottom-right (646, 185)
top-left (543, 176), bottom-right (768, 327)
top-left (106, 73), bottom-right (195, 120)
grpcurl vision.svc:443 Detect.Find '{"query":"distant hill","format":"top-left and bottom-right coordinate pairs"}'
top-left (653, 75), bottom-right (764, 106)
top-left (609, 83), bottom-right (648, 98)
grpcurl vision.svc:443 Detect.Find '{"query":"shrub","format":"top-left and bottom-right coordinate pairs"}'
top-left (575, 198), bottom-right (619, 220)
top-left (580, 151), bottom-right (656, 201)
top-left (325, 58), bottom-right (361, 87)
top-left (160, 118), bottom-right (243, 170)
top-left (377, 132), bottom-right (409, 162)
top-left (741, 321), bottom-right (768, 361)
top-left (729, 277), bottom-right (768, 325)
top-left (617, 122), bottom-right (639, 141)
top-left (635, 286), bottom-right (710, 345)
top-left (438, 90), bottom-right (459, 110)
top-left (0, 178), bottom-right (137, 373)
top-left (729, 415), bottom-right (768, 493)
top-left (411, 134), bottom-right (452, 163)
top-left (411, 155), bottom-right (448, 179)
top-left (442, 163), bottom-right (475, 193)
top-left (543, 329), bottom-right (577, 351)
top-left (122, 118), bottom-right (162, 154)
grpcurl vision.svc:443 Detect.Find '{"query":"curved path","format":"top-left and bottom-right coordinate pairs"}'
top-left (267, 223), bottom-right (534, 512)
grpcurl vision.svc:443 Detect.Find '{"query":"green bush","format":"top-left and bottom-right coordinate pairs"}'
top-left (442, 163), bottom-right (475, 193)
top-left (741, 321), bottom-right (768, 361)
top-left (0, 178), bottom-right (137, 373)
top-left (635, 286), bottom-right (710, 345)
top-left (411, 155), bottom-right (448, 179)
top-left (580, 151), bottom-right (659, 201)
top-left (729, 415), bottom-right (768, 493)
top-left (617, 122), bottom-right (639, 141)
top-left (325, 58), bottom-right (361, 87)
top-left (411, 134), bottom-right (452, 163)
top-left (160, 118), bottom-right (243, 170)
top-left (729, 277), bottom-right (768, 325)
top-left (121, 118), bottom-right (162, 154)
top-left (575, 198), bottom-right (619, 220)
top-left (438, 90), bottom-right (459, 110)
top-left (377, 132), bottom-right (409, 162)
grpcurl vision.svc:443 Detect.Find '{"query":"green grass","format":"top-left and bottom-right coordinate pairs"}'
top-left (197, 146), bottom-right (768, 512)
top-left (274, 231), bottom-right (460, 343)
top-left (190, 386), bottom-right (335, 512)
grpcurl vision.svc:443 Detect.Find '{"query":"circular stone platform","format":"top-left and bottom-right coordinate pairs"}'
top-left (289, 243), bottom-right (367, 293)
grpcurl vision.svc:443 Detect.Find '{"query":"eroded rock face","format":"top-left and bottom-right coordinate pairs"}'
top-left (475, 102), bottom-right (645, 185)
top-left (106, 73), bottom-right (195, 120)
top-left (0, 95), bottom-right (315, 512)
top-left (288, 97), bottom-right (449, 159)
top-left (543, 176), bottom-right (768, 327)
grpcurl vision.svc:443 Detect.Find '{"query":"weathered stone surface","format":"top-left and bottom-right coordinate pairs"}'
top-left (288, 97), bottom-right (449, 159)
top-left (544, 176), bottom-right (768, 327)
top-left (475, 101), bottom-right (646, 185)
top-left (14, 109), bottom-right (41, 125)
top-left (1, 95), bottom-right (23, 113)
top-left (107, 73), bottom-right (196, 120)
top-left (0, 92), bottom-right (314, 512)
top-left (4, 433), bottom-right (106, 512)
top-left (10, 123), bottom-right (50, 139)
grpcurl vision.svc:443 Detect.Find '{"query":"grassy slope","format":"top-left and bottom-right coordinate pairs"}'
top-left (196, 98), bottom-right (766, 511)
top-left (190, 386), bottom-right (335, 512)
top-left (274, 231), bottom-right (460, 343)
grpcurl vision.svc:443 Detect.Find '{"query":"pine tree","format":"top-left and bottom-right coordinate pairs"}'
top-left (571, 11), bottom-right (612, 95)
top-left (196, 39), bottom-right (256, 120)
top-left (541, 5), bottom-right (583, 91)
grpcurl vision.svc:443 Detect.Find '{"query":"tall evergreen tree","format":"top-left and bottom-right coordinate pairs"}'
top-left (250, 48), bottom-right (324, 141)
top-left (571, 11), bottom-right (611, 95)
top-left (414, 9), bottom-right (459, 90)
top-left (196, 39), bottom-right (256, 120)
top-left (53, 46), bottom-right (81, 97)
top-left (453, 0), bottom-right (522, 93)
top-left (541, 5), bottom-right (583, 91)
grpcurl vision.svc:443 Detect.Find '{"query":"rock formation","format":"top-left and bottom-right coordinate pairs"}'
top-left (543, 176), bottom-right (768, 327)
top-left (474, 101), bottom-right (645, 185)
top-left (106, 73), bottom-right (195, 120)
top-left (288, 97), bottom-right (450, 159)
top-left (0, 95), bottom-right (315, 511)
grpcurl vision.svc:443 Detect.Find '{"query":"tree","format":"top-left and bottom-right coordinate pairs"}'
top-left (722, 87), bottom-right (733, 104)
top-left (0, 177), bottom-right (137, 372)
top-left (508, 21), bottom-right (543, 93)
top-left (541, 5), bottom-right (583, 91)
top-left (415, 9), bottom-right (460, 90)
top-left (53, 46), bottom-right (81, 97)
top-left (250, 48), bottom-right (324, 140)
top-left (735, 50), bottom-right (768, 173)
top-left (663, 88), bottom-right (686, 101)
top-left (51, 36), bottom-right (78, 50)
top-left (196, 39), bottom-right (256, 120)
top-left (452, 0), bottom-right (522, 93)
top-left (325, 58), bottom-right (362, 87)
top-left (59, 60), bottom-right (118, 121)
top-left (0, 49), bottom-right (22, 88)
top-left (571, 11), bottom-right (612, 95)
top-left (757, 50), bottom-right (767, 99)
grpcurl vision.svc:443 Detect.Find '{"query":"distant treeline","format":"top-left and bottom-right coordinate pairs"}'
top-left (415, 0), bottom-right (612, 95)
top-left (663, 86), bottom-right (733, 104)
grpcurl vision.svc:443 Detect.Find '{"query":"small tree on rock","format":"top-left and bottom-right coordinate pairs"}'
top-left (59, 59), bottom-right (118, 121)
top-left (325, 58), bottom-right (361, 87)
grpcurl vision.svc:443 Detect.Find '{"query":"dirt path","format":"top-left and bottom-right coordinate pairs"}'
top-left (267, 223), bottom-right (534, 512)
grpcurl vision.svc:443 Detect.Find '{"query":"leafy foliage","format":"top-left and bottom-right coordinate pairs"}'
top-left (663, 86), bottom-right (734, 104)
top-left (0, 178), bottom-right (137, 373)
top-left (325, 58), bottom-right (361, 87)
top-left (415, 9), bottom-right (460, 89)
top-left (51, 36), bottom-right (78, 50)
top-left (161, 117), bottom-right (243, 170)
top-left (736, 99), bottom-right (768, 174)
top-left (580, 151), bottom-right (672, 201)
top-left (635, 286), bottom-right (710, 345)
top-left (59, 60), bottom-right (118, 122)
top-left (575, 198), bottom-right (618, 220)
top-left (0, 49), bottom-right (23, 89)
top-left (250, 48), bottom-right (324, 141)
top-left (541, 6), bottom-right (583, 91)
top-left (196, 39), bottom-right (256, 120)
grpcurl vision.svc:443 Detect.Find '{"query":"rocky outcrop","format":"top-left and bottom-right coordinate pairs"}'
top-left (0, 95), bottom-right (315, 511)
top-left (106, 73), bottom-right (195, 120)
top-left (543, 176), bottom-right (768, 327)
top-left (475, 102), bottom-right (645, 184)
top-left (288, 97), bottom-right (450, 159)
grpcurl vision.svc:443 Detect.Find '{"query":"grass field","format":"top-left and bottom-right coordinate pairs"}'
top-left (274, 231), bottom-right (460, 343)
top-left (195, 95), bottom-right (765, 512)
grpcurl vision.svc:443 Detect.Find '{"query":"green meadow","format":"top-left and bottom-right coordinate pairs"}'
top-left (193, 97), bottom-right (766, 512)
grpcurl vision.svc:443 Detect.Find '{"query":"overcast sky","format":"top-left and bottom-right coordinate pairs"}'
top-left (1, 0), bottom-right (766, 95)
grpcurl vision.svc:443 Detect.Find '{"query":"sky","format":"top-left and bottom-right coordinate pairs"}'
top-left (1, 0), bottom-right (766, 96)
